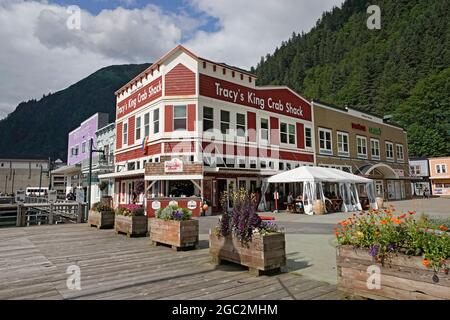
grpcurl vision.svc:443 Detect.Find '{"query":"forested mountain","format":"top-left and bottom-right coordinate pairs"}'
top-left (0, 63), bottom-right (149, 160)
top-left (254, 0), bottom-right (450, 157)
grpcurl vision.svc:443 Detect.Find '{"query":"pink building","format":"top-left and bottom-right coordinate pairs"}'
top-left (428, 157), bottom-right (450, 196)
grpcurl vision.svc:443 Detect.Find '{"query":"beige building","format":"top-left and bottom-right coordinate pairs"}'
top-left (312, 101), bottom-right (411, 200)
top-left (0, 159), bottom-right (50, 195)
top-left (428, 157), bottom-right (450, 196)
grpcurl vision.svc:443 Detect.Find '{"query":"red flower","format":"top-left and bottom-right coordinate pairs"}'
top-left (439, 225), bottom-right (449, 232)
top-left (399, 214), bottom-right (407, 219)
top-left (422, 259), bottom-right (430, 267)
top-left (408, 211), bottom-right (415, 215)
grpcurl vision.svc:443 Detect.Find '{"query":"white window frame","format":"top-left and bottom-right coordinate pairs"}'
top-left (436, 164), bottom-right (447, 174)
top-left (304, 126), bottom-right (312, 148)
top-left (81, 141), bottom-right (86, 154)
top-left (220, 110), bottom-right (230, 135)
top-left (173, 105), bottom-right (186, 131)
top-left (135, 116), bottom-right (141, 141)
top-left (144, 113), bottom-right (150, 137)
top-left (370, 138), bottom-right (380, 160)
top-left (123, 121), bottom-right (128, 146)
top-left (153, 108), bottom-right (160, 134)
top-left (385, 141), bottom-right (394, 161)
top-left (396, 144), bottom-right (404, 163)
top-left (318, 128), bottom-right (332, 155)
top-left (236, 113), bottom-right (246, 138)
top-left (356, 136), bottom-right (368, 159)
top-left (260, 118), bottom-right (269, 142)
top-left (337, 131), bottom-right (349, 157)
top-left (203, 106), bottom-right (214, 132)
top-left (288, 124), bottom-right (296, 145)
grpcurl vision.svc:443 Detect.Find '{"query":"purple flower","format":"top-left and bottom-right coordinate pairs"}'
top-left (387, 243), bottom-right (395, 251)
top-left (369, 245), bottom-right (379, 257)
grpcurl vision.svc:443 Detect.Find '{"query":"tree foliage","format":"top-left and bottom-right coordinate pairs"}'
top-left (255, 0), bottom-right (450, 157)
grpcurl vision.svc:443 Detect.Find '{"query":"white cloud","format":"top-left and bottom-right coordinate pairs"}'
top-left (0, 0), bottom-right (343, 119)
top-left (0, 0), bottom-right (198, 118)
top-left (185, 0), bottom-right (343, 69)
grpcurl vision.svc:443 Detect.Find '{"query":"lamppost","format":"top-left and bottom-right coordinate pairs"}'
top-left (87, 138), bottom-right (104, 216)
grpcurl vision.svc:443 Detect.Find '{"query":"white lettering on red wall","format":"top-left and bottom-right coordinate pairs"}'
top-left (117, 77), bottom-right (162, 119)
top-left (200, 74), bottom-right (311, 121)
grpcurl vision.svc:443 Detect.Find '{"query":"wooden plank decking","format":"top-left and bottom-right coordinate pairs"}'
top-left (0, 224), bottom-right (343, 300)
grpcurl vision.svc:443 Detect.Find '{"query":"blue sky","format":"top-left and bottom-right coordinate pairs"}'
top-left (0, 0), bottom-right (343, 118)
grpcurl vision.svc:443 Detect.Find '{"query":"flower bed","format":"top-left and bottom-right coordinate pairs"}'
top-left (209, 189), bottom-right (286, 276)
top-left (88, 202), bottom-right (115, 229)
top-left (114, 206), bottom-right (148, 237)
top-left (150, 204), bottom-right (198, 250)
top-left (335, 208), bottom-right (450, 300)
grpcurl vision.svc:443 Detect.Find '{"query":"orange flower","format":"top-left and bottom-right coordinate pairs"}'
top-left (439, 225), bottom-right (449, 231)
top-left (335, 232), bottom-right (339, 236)
top-left (422, 259), bottom-right (430, 267)
top-left (380, 219), bottom-right (388, 225)
top-left (391, 218), bottom-right (401, 225)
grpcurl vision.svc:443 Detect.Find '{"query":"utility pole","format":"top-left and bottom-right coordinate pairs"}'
top-left (4, 176), bottom-right (7, 194)
top-left (39, 165), bottom-right (43, 196)
top-left (88, 138), bottom-right (104, 216)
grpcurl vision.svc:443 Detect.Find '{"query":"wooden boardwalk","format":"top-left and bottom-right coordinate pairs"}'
top-left (0, 224), bottom-right (344, 300)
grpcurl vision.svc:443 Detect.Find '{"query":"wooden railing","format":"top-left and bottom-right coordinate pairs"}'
top-left (0, 202), bottom-right (87, 227)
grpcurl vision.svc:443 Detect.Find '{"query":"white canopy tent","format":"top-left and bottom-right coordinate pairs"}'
top-left (262, 166), bottom-right (377, 215)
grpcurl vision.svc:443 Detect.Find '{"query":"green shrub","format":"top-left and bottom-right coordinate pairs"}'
top-left (91, 202), bottom-right (113, 213)
top-left (156, 205), bottom-right (192, 221)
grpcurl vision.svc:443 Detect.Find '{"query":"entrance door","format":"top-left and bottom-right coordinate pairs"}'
top-left (217, 179), bottom-right (227, 211)
top-left (375, 180), bottom-right (383, 198)
top-left (227, 179), bottom-right (236, 211)
top-left (387, 181), bottom-right (395, 200)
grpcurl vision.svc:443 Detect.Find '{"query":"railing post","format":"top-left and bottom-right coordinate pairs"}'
top-left (49, 203), bottom-right (54, 224)
top-left (77, 203), bottom-right (83, 223)
top-left (16, 204), bottom-right (23, 227)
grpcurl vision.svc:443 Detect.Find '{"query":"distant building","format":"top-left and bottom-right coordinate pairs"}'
top-left (0, 159), bottom-right (50, 195)
top-left (67, 113), bottom-right (109, 166)
top-left (409, 158), bottom-right (431, 197)
top-left (51, 112), bottom-right (110, 200)
top-left (81, 122), bottom-right (115, 204)
top-left (312, 101), bottom-right (412, 200)
top-left (428, 157), bottom-right (450, 196)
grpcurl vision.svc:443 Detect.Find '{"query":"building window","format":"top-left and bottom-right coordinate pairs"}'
top-left (436, 164), bottom-right (447, 174)
top-left (318, 128), bottom-right (332, 155)
top-left (260, 160), bottom-right (267, 169)
top-left (260, 118), bottom-right (269, 141)
top-left (410, 165), bottom-right (421, 176)
top-left (238, 159), bottom-right (246, 168)
top-left (279, 162), bottom-right (284, 170)
top-left (203, 106), bottom-right (214, 132)
top-left (370, 139), bottom-right (380, 160)
top-left (135, 116), bottom-right (141, 140)
top-left (342, 166), bottom-right (352, 173)
top-left (356, 136), bottom-right (367, 158)
top-left (250, 160), bottom-right (257, 169)
top-left (236, 113), bottom-right (246, 137)
top-left (280, 123), bottom-right (287, 143)
top-left (396, 144), bottom-right (404, 162)
top-left (81, 141), bottom-right (86, 154)
top-left (123, 122), bottom-right (128, 146)
top-left (220, 110), bottom-right (230, 134)
top-left (305, 127), bottom-right (312, 148)
top-left (144, 113), bottom-right (150, 137)
top-left (386, 142), bottom-right (394, 161)
top-left (288, 124), bottom-right (295, 144)
top-left (337, 132), bottom-right (349, 157)
top-left (173, 105), bottom-right (186, 131)
top-left (153, 109), bottom-right (160, 134)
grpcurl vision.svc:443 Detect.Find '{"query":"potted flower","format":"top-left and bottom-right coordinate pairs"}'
top-left (150, 204), bottom-right (198, 251)
top-left (114, 204), bottom-right (148, 237)
top-left (209, 189), bottom-right (286, 276)
top-left (335, 208), bottom-right (450, 300)
top-left (88, 202), bottom-right (115, 229)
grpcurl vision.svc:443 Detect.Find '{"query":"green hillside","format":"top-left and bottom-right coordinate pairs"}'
top-left (0, 63), bottom-right (150, 160)
top-left (254, 0), bottom-right (450, 157)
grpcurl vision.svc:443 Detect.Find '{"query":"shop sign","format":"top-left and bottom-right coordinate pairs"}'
top-left (164, 158), bottom-right (183, 173)
top-left (169, 200), bottom-right (178, 207)
top-left (75, 188), bottom-right (85, 203)
top-left (187, 200), bottom-right (197, 210)
top-left (352, 123), bottom-right (366, 131)
top-left (15, 190), bottom-right (25, 203)
top-left (48, 190), bottom-right (57, 203)
top-left (369, 127), bottom-right (381, 135)
top-left (151, 200), bottom-right (161, 210)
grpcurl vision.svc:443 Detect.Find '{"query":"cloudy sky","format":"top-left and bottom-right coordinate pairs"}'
top-left (0, 0), bottom-right (343, 119)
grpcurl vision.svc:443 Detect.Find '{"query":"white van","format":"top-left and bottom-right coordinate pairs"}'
top-left (25, 187), bottom-right (49, 197)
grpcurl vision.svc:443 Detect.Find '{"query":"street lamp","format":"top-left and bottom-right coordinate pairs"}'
top-left (87, 138), bottom-right (104, 217)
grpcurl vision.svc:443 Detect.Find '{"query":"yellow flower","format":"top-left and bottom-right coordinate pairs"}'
top-left (355, 231), bottom-right (364, 238)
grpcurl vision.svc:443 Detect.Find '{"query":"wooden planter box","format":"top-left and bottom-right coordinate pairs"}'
top-left (209, 232), bottom-right (286, 276)
top-left (150, 219), bottom-right (199, 251)
top-left (337, 245), bottom-right (450, 300)
top-left (88, 210), bottom-right (115, 229)
top-left (114, 214), bottom-right (148, 237)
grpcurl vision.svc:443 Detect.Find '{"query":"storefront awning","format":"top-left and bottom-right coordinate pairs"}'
top-left (98, 169), bottom-right (145, 179)
top-left (145, 174), bottom-right (203, 181)
top-left (51, 164), bottom-right (81, 175)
